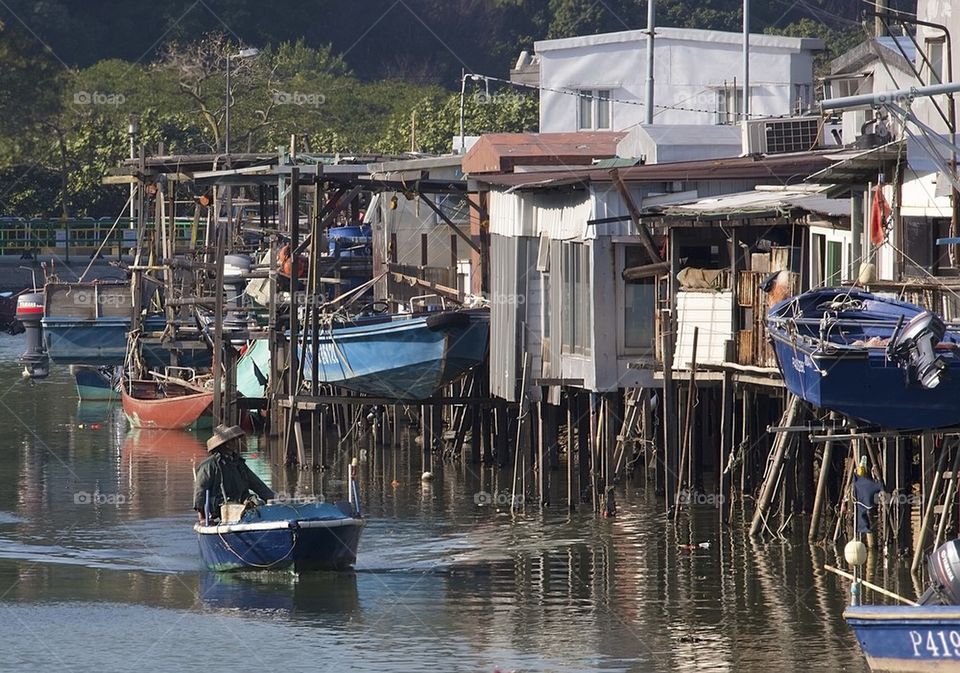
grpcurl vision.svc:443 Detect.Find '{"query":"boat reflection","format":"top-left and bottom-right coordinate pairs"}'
top-left (122, 428), bottom-right (206, 457)
top-left (75, 400), bottom-right (122, 425)
top-left (198, 571), bottom-right (360, 618)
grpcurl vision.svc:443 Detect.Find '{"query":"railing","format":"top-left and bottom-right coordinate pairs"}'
top-left (0, 218), bottom-right (207, 258)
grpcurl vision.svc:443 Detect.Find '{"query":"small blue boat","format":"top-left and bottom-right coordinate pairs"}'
top-left (767, 287), bottom-right (960, 430)
top-left (195, 461), bottom-right (364, 573)
top-left (195, 501), bottom-right (364, 572)
top-left (298, 308), bottom-right (489, 400)
top-left (846, 605), bottom-right (960, 672)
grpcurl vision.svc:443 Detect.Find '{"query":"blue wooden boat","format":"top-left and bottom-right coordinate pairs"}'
top-left (767, 287), bottom-right (960, 430)
top-left (42, 281), bottom-right (209, 368)
top-left (846, 605), bottom-right (960, 672)
top-left (71, 365), bottom-right (120, 401)
top-left (297, 308), bottom-right (489, 400)
top-left (195, 501), bottom-right (364, 572)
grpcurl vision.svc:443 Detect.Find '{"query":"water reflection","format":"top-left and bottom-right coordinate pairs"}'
top-left (199, 572), bottom-right (361, 617)
top-left (0, 337), bottom-right (875, 672)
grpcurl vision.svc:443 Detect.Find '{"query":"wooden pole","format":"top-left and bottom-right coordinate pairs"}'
top-left (566, 390), bottom-right (576, 510)
top-left (674, 326), bottom-right (699, 519)
top-left (661, 321), bottom-right (678, 515)
top-left (933, 442), bottom-right (960, 551)
top-left (913, 439), bottom-right (951, 573)
top-left (719, 340), bottom-right (735, 522)
top-left (211, 216), bottom-right (226, 425)
top-left (749, 394), bottom-right (801, 537)
top-left (809, 418), bottom-right (835, 543)
top-left (823, 565), bottom-right (919, 606)
top-left (285, 167), bottom-right (301, 463)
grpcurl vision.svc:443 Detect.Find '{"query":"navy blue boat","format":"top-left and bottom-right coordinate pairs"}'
top-left (845, 540), bottom-right (960, 672)
top-left (195, 500), bottom-right (364, 572)
top-left (767, 287), bottom-right (960, 430)
top-left (298, 308), bottom-right (489, 400)
top-left (846, 605), bottom-right (960, 672)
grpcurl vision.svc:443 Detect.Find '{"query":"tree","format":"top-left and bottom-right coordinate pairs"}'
top-left (376, 82), bottom-right (538, 154)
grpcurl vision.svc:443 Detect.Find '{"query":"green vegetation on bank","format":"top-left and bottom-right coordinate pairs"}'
top-left (0, 0), bottom-right (874, 218)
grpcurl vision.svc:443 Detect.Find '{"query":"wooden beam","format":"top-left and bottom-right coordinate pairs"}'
top-left (388, 270), bottom-right (461, 301)
top-left (609, 168), bottom-right (663, 264)
top-left (622, 261), bottom-right (671, 280)
top-left (418, 192), bottom-right (482, 254)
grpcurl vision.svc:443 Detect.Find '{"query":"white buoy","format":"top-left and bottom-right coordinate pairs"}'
top-left (845, 540), bottom-right (867, 567)
top-left (421, 471), bottom-right (434, 482)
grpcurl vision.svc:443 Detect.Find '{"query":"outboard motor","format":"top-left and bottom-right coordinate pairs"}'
top-left (16, 291), bottom-right (48, 379)
top-left (888, 311), bottom-right (948, 389)
top-left (222, 254), bottom-right (252, 331)
top-left (919, 540), bottom-right (960, 605)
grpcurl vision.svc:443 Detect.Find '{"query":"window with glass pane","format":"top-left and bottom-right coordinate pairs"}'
top-left (596, 90), bottom-right (611, 129)
top-left (578, 244), bottom-right (591, 355)
top-left (928, 40), bottom-right (944, 84)
top-left (623, 246), bottom-right (654, 352)
top-left (716, 87), bottom-right (742, 124)
top-left (562, 243), bottom-right (575, 352)
top-left (826, 241), bottom-right (842, 286)
top-left (578, 92), bottom-right (593, 130)
top-left (811, 233), bottom-right (825, 285)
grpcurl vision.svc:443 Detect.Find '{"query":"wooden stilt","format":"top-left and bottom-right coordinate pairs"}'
top-left (661, 325), bottom-right (678, 516)
top-left (749, 394), bottom-right (801, 537)
top-left (566, 390), bottom-right (576, 510)
top-left (719, 340), bottom-right (735, 522)
top-left (809, 418), bottom-right (835, 543)
top-left (577, 392), bottom-right (590, 504)
top-left (674, 326), bottom-right (699, 519)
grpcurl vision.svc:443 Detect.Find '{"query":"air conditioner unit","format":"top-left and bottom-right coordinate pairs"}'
top-left (741, 116), bottom-right (822, 155)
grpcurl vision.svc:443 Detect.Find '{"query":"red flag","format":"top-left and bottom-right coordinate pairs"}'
top-left (870, 185), bottom-right (890, 246)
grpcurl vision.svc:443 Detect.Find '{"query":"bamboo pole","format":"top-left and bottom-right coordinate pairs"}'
top-left (824, 564), bottom-right (919, 606)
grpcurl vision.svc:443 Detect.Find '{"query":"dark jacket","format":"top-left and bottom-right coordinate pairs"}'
top-left (193, 452), bottom-right (274, 515)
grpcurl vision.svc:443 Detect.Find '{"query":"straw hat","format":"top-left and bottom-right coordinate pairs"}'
top-left (207, 424), bottom-right (245, 452)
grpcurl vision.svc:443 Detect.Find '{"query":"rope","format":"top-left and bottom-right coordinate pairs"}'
top-left (216, 524), bottom-right (299, 569)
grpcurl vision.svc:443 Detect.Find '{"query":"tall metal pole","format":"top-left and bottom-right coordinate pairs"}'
top-left (224, 56), bottom-right (231, 156)
top-left (459, 71), bottom-right (467, 152)
top-left (644, 0), bottom-right (655, 125)
top-left (742, 0), bottom-right (750, 121)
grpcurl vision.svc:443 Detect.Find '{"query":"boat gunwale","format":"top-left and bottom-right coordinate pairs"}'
top-left (194, 517), bottom-right (365, 534)
top-left (305, 314), bottom-right (487, 340)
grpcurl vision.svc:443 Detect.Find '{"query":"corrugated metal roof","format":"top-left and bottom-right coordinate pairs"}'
top-left (475, 151), bottom-right (834, 189)
top-left (659, 187), bottom-right (850, 218)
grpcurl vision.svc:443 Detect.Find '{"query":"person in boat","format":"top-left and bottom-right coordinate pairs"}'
top-left (194, 424), bottom-right (274, 524)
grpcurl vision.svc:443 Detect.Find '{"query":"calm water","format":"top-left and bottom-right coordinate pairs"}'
top-left (0, 337), bottom-right (876, 672)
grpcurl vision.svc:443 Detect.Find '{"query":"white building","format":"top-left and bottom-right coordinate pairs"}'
top-left (526, 27), bottom-right (823, 133)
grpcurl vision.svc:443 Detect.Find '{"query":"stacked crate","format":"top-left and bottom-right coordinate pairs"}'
top-left (737, 247), bottom-right (798, 368)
